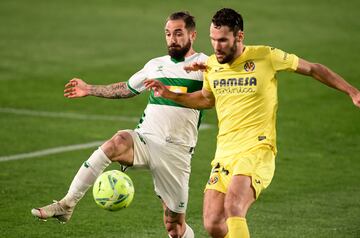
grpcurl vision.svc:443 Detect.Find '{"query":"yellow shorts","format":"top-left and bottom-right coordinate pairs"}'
top-left (205, 145), bottom-right (275, 198)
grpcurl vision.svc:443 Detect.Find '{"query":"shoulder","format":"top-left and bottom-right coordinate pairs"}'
top-left (207, 54), bottom-right (218, 65)
top-left (245, 45), bottom-right (274, 56)
top-left (145, 55), bottom-right (170, 67)
top-left (197, 52), bottom-right (209, 61)
top-left (186, 52), bottom-right (209, 63)
top-left (246, 45), bottom-right (295, 57)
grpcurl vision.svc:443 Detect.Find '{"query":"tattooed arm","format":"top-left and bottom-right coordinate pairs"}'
top-left (64, 78), bottom-right (135, 99)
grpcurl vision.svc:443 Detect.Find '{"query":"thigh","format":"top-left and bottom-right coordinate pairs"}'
top-left (130, 131), bottom-right (151, 167)
top-left (101, 130), bottom-right (150, 167)
top-left (203, 189), bottom-right (226, 225)
top-left (203, 189), bottom-right (228, 238)
top-left (231, 146), bottom-right (275, 198)
top-left (101, 130), bottom-right (134, 165)
top-left (150, 141), bottom-right (192, 214)
top-left (225, 175), bottom-right (255, 217)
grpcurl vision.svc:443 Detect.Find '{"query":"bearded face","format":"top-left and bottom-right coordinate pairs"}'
top-left (215, 38), bottom-right (237, 64)
top-left (210, 23), bottom-right (243, 64)
top-left (165, 19), bottom-right (194, 60)
top-left (167, 39), bottom-right (191, 60)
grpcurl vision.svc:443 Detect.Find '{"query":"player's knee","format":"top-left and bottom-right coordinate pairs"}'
top-left (224, 195), bottom-right (249, 217)
top-left (204, 216), bottom-right (225, 237)
top-left (113, 131), bottom-right (129, 146)
top-left (102, 132), bottom-right (131, 161)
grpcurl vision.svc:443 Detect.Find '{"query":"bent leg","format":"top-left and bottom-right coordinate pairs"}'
top-left (64, 130), bottom-right (135, 206)
top-left (203, 189), bottom-right (227, 238)
top-left (32, 130), bottom-right (137, 222)
top-left (225, 175), bottom-right (255, 217)
top-left (148, 141), bottom-right (192, 237)
top-left (162, 203), bottom-right (193, 238)
top-left (101, 130), bottom-right (135, 165)
top-left (224, 175), bottom-right (255, 238)
top-left (31, 147), bottom-right (112, 222)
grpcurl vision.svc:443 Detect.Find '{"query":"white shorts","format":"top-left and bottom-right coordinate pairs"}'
top-left (123, 130), bottom-right (193, 214)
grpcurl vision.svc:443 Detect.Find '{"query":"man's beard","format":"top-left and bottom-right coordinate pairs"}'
top-left (216, 39), bottom-right (237, 64)
top-left (168, 40), bottom-right (191, 60)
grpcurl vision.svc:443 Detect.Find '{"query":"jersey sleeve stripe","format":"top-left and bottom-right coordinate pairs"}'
top-left (291, 55), bottom-right (299, 71)
top-left (126, 81), bottom-right (140, 95)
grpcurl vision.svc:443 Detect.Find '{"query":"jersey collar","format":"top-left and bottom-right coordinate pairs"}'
top-left (232, 46), bottom-right (248, 65)
top-left (170, 52), bottom-right (199, 64)
top-left (170, 57), bottom-right (185, 63)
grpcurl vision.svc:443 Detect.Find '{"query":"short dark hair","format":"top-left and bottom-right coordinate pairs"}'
top-left (167, 11), bottom-right (196, 31)
top-left (212, 8), bottom-right (243, 34)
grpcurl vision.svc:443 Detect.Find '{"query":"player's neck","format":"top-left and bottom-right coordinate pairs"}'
top-left (229, 44), bottom-right (245, 64)
top-left (184, 48), bottom-right (196, 58)
top-left (234, 44), bottom-right (245, 59)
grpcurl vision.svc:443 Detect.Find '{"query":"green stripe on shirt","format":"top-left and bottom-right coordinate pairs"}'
top-left (126, 81), bottom-right (140, 95)
top-left (149, 77), bottom-right (203, 108)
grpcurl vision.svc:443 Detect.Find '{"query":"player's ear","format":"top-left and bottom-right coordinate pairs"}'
top-left (237, 31), bottom-right (244, 42)
top-left (190, 30), bottom-right (197, 43)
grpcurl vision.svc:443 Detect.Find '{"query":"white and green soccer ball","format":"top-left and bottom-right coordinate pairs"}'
top-left (92, 170), bottom-right (134, 211)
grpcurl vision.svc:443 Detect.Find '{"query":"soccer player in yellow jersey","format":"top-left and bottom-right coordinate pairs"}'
top-left (145, 8), bottom-right (360, 238)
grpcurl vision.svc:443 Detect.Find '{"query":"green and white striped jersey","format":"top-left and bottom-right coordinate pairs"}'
top-left (127, 53), bottom-right (208, 147)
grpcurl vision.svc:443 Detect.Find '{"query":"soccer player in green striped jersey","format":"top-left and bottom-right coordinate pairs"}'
top-left (31, 11), bottom-right (207, 238)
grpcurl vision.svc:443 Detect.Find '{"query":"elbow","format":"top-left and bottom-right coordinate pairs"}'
top-left (203, 103), bottom-right (214, 109)
top-left (312, 62), bottom-right (321, 69)
top-left (190, 100), bottom-right (213, 110)
top-left (310, 63), bottom-right (327, 76)
top-left (311, 63), bottom-right (332, 82)
top-left (297, 59), bottom-right (324, 77)
top-left (201, 99), bottom-right (215, 109)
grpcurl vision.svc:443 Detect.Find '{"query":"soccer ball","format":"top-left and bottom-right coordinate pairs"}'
top-left (92, 170), bottom-right (134, 211)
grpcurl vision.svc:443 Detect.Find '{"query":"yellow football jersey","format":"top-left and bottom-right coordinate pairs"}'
top-left (203, 45), bottom-right (299, 159)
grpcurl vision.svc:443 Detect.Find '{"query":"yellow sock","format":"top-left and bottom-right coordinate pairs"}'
top-left (226, 217), bottom-right (250, 238)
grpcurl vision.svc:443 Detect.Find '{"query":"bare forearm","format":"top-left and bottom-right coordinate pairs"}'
top-left (144, 79), bottom-right (215, 109)
top-left (296, 59), bottom-right (360, 107)
top-left (166, 91), bottom-right (214, 109)
top-left (89, 82), bottom-right (135, 99)
top-left (310, 64), bottom-right (359, 97)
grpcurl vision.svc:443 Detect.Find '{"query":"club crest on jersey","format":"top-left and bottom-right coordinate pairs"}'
top-left (207, 175), bottom-right (219, 185)
top-left (244, 61), bottom-right (255, 72)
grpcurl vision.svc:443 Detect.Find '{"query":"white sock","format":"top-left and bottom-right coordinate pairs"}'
top-left (182, 224), bottom-right (194, 238)
top-left (62, 147), bottom-right (111, 207)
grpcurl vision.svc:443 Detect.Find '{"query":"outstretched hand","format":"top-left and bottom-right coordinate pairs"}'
top-left (351, 91), bottom-right (360, 108)
top-left (64, 78), bottom-right (89, 98)
top-left (184, 62), bottom-right (207, 73)
top-left (144, 79), bottom-right (171, 98)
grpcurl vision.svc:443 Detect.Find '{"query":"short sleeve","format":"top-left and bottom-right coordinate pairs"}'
top-left (127, 62), bottom-right (150, 94)
top-left (270, 47), bottom-right (299, 72)
top-left (202, 57), bottom-right (212, 92)
top-left (203, 71), bottom-right (211, 92)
